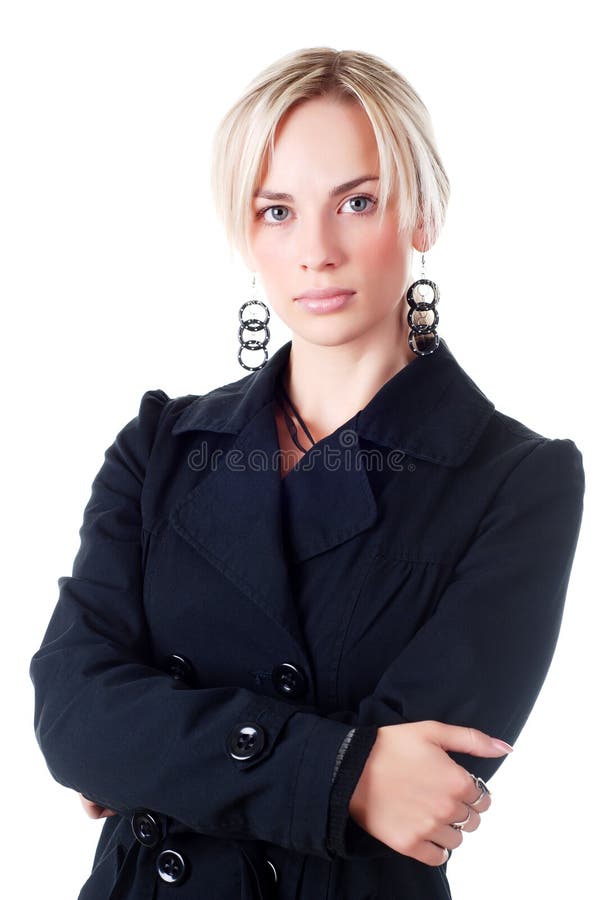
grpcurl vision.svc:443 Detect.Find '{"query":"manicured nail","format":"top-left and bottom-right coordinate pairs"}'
top-left (491, 738), bottom-right (513, 753)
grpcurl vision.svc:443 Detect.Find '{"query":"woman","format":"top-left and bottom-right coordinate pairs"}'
top-left (30, 47), bottom-right (585, 899)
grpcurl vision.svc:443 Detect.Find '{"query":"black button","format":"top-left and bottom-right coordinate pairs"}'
top-left (272, 662), bottom-right (308, 698)
top-left (164, 653), bottom-right (196, 685)
top-left (227, 722), bottom-right (266, 760)
top-left (156, 849), bottom-right (188, 885)
top-left (265, 857), bottom-right (279, 884)
top-left (131, 809), bottom-right (161, 847)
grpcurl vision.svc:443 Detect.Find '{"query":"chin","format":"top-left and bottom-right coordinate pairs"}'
top-left (292, 319), bottom-right (378, 348)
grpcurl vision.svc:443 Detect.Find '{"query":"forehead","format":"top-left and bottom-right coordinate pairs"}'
top-left (259, 98), bottom-right (380, 189)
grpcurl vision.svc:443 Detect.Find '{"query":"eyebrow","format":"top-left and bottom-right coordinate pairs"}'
top-left (253, 175), bottom-right (379, 202)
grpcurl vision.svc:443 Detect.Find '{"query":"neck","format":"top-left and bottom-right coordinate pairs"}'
top-left (281, 311), bottom-right (415, 442)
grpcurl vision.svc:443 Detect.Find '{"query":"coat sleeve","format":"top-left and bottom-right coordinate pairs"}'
top-left (28, 389), bottom-right (365, 862)
top-left (323, 436), bottom-right (586, 858)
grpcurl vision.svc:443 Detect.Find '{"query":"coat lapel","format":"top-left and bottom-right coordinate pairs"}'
top-left (169, 398), bottom-right (308, 649)
top-left (167, 336), bottom-right (495, 647)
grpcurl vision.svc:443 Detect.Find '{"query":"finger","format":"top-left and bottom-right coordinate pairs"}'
top-left (421, 840), bottom-right (454, 868)
top-left (89, 805), bottom-right (116, 818)
top-left (446, 802), bottom-right (481, 834)
top-left (390, 833), bottom-right (451, 868)
top-left (456, 769), bottom-right (493, 811)
top-left (431, 823), bottom-right (466, 851)
top-left (469, 790), bottom-right (492, 813)
top-left (80, 796), bottom-right (112, 819)
top-left (85, 805), bottom-right (104, 819)
top-left (79, 798), bottom-right (97, 818)
top-left (428, 721), bottom-right (513, 759)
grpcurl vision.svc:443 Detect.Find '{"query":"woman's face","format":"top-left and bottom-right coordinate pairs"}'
top-left (243, 96), bottom-right (428, 349)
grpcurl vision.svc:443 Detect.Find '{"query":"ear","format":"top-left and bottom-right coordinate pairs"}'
top-left (411, 213), bottom-right (436, 254)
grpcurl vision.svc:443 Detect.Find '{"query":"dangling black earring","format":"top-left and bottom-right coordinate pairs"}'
top-left (238, 273), bottom-right (271, 371)
top-left (407, 252), bottom-right (440, 356)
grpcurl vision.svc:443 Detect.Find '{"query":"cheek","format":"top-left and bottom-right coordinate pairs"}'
top-left (250, 228), bottom-right (289, 273)
top-left (247, 235), bottom-right (292, 318)
top-left (359, 224), bottom-right (406, 267)
top-left (355, 229), bottom-right (410, 299)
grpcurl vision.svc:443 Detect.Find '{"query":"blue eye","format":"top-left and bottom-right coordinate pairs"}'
top-left (256, 194), bottom-right (378, 226)
top-left (343, 195), bottom-right (374, 214)
top-left (260, 205), bottom-right (289, 224)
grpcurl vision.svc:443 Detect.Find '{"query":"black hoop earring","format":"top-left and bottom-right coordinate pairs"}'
top-left (407, 253), bottom-right (440, 356)
top-left (238, 273), bottom-right (270, 371)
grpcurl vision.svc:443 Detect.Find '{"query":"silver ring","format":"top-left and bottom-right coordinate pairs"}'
top-left (467, 773), bottom-right (491, 808)
top-left (451, 807), bottom-right (472, 830)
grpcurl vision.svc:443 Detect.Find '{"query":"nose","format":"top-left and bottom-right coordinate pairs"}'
top-left (296, 211), bottom-right (343, 270)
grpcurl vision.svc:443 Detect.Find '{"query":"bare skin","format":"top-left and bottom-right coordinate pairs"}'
top-left (348, 721), bottom-right (508, 866)
top-left (79, 795), bottom-right (116, 819)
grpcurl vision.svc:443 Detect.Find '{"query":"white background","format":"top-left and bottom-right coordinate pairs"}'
top-left (2, 1), bottom-right (599, 896)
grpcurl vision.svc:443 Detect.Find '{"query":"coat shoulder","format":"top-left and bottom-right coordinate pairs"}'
top-left (468, 407), bottom-right (584, 509)
top-left (138, 387), bottom-right (221, 436)
top-left (485, 406), bottom-right (583, 457)
top-left (477, 407), bottom-right (585, 507)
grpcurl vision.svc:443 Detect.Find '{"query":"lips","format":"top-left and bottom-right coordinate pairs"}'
top-left (294, 292), bottom-right (355, 314)
top-left (295, 287), bottom-right (355, 300)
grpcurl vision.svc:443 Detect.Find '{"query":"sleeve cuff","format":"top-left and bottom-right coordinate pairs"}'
top-left (326, 724), bottom-right (379, 857)
top-left (330, 727), bottom-right (357, 786)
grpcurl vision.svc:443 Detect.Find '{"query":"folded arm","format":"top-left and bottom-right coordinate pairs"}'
top-left (29, 390), bottom-right (585, 861)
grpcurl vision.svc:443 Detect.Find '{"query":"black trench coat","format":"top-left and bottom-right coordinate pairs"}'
top-left (29, 336), bottom-right (585, 900)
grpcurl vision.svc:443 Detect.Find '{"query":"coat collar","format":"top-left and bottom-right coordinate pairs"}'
top-left (171, 336), bottom-right (495, 468)
top-left (168, 337), bottom-right (495, 657)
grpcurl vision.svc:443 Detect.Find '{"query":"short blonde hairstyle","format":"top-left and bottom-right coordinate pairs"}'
top-left (210, 47), bottom-right (450, 263)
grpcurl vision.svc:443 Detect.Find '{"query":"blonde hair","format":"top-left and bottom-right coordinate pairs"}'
top-left (210, 47), bottom-right (450, 262)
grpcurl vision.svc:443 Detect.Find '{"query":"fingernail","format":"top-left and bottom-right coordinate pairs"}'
top-left (491, 738), bottom-right (513, 753)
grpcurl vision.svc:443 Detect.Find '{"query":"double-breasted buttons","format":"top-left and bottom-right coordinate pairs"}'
top-left (227, 722), bottom-right (266, 760)
top-left (265, 857), bottom-right (279, 885)
top-left (271, 662), bottom-right (308, 698)
top-left (164, 653), bottom-right (196, 685)
top-left (130, 809), bottom-right (161, 847)
top-left (156, 849), bottom-right (188, 885)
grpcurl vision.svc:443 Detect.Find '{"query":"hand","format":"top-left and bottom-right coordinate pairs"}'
top-left (349, 720), bottom-right (508, 866)
top-left (79, 793), bottom-right (117, 819)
